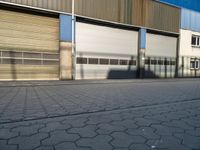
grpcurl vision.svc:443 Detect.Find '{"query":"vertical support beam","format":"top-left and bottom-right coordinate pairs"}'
top-left (175, 35), bottom-right (180, 78)
top-left (138, 28), bottom-right (146, 78)
top-left (59, 14), bottom-right (76, 80)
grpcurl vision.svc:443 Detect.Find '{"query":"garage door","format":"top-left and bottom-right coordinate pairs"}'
top-left (0, 9), bottom-right (59, 80)
top-left (76, 22), bottom-right (138, 79)
top-left (145, 33), bottom-right (177, 78)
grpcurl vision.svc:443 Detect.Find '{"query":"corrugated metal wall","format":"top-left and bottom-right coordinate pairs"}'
top-left (0, 0), bottom-right (72, 12)
top-left (144, 0), bottom-right (180, 33)
top-left (0, 0), bottom-right (180, 33)
top-left (159, 0), bottom-right (200, 12)
top-left (181, 8), bottom-right (200, 32)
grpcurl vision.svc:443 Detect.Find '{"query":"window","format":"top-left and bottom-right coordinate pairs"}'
top-left (158, 60), bottom-right (164, 65)
top-left (88, 58), bottom-right (98, 64)
top-left (100, 58), bottom-right (109, 65)
top-left (77, 57), bottom-right (87, 64)
top-left (151, 60), bottom-right (157, 65)
top-left (120, 60), bottom-right (128, 65)
top-left (110, 59), bottom-right (118, 65)
top-left (129, 60), bottom-right (136, 66)
top-left (190, 59), bottom-right (199, 69)
top-left (191, 35), bottom-right (200, 47)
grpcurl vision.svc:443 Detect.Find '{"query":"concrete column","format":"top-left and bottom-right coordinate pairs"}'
top-left (138, 28), bottom-right (146, 78)
top-left (60, 42), bottom-right (72, 80)
top-left (59, 14), bottom-right (75, 80)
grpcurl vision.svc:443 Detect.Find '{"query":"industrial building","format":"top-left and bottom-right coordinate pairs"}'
top-left (0, 0), bottom-right (199, 80)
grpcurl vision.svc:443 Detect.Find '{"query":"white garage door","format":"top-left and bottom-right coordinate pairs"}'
top-left (76, 22), bottom-right (138, 79)
top-left (146, 33), bottom-right (177, 57)
top-left (145, 33), bottom-right (177, 78)
top-left (0, 9), bottom-right (59, 80)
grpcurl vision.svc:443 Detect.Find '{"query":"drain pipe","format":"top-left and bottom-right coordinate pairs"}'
top-left (72, 0), bottom-right (76, 80)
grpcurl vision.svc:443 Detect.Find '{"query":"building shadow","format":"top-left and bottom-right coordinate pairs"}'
top-left (10, 51), bottom-right (17, 80)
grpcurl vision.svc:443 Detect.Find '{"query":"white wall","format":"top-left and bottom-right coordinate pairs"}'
top-left (146, 33), bottom-right (177, 58)
top-left (179, 29), bottom-right (200, 57)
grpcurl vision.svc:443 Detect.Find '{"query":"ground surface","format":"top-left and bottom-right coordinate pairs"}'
top-left (0, 79), bottom-right (200, 150)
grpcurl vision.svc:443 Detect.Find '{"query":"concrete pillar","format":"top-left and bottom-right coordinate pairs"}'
top-left (138, 28), bottom-right (146, 78)
top-left (59, 14), bottom-right (75, 80)
top-left (60, 42), bottom-right (72, 79)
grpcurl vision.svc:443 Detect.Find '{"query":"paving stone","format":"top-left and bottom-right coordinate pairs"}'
top-left (12, 124), bottom-right (45, 136)
top-left (9, 133), bottom-right (48, 150)
top-left (162, 120), bottom-right (194, 130)
top-left (0, 80), bottom-right (200, 150)
top-left (129, 144), bottom-right (151, 150)
top-left (135, 118), bottom-right (160, 127)
top-left (0, 140), bottom-right (17, 150)
top-left (62, 117), bottom-right (88, 128)
top-left (111, 132), bottom-right (146, 148)
top-left (181, 118), bottom-right (200, 128)
top-left (147, 136), bottom-right (190, 150)
top-left (86, 116), bottom-right (111, 125)
top-left (126, 127), bottom-right (160, 139)
top-left (144, 114), bottom-right (170, 122)
top-left (42, 130), bottom-right (79, 146)
top-left (76, 135), bottom-right (112, 150)
top-left (34, 146), bottom-right (54, 150)
top-left (114, 148), bottom-right (129, 150)
top-left (40, 122), bottom-right (70, 133)
top-left (112, 119), bottom-right (138, 129)
top-left (185, 128), bottom-right (200, 137)
top-left (97, 123), bottom-right (125, 134)
top-left (174, 133), bottom-right (200, 149)
top-left (151, 124), bottom-right (184, 136)
top-left (0, 128), bottom-right (18, 140)
top-left (101, 113), bottom-right (122, 121)
top-left (68, 125), bottom-right (97, 138)
top-left (55, 142), bottom-right (91, 150)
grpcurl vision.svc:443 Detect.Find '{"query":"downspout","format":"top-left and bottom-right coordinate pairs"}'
top-left (72, 0), bottom-right (76, 80)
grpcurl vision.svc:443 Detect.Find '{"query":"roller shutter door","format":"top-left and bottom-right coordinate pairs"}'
top-left (145, 33), bottom-right (177, 78)
top-left (0, 9), bottom-right (59, 80)
top-left (76, 22), bottom-right (138, 79)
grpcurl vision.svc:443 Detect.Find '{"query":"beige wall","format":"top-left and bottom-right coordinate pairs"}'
top-left (60, 42), bottom-right (72, 80)
top-left (179, 29), bottom-right (200, 57)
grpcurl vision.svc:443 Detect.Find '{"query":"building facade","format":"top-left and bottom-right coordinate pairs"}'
top-left (159, 0), bottom-right (200, 78)
top-left (0, 0), bottom-right (197, 80)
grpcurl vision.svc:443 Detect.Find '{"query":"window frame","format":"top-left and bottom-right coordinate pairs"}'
top-left (191, 35), bottom-right (200, 47)
top-left (190, 58), bottom-right (199, 70)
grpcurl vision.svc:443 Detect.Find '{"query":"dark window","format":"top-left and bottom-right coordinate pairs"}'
top-left (2, 51), bottom-right (22, 58)
top-left (170, 61), bottom-right (176, 66)
top-left (24, 53), bottom-right (41, 59)
top-left (151, 60), bottom-right (157, 65)
top-left (110, 59), bottom-right (118, 65)
top-left (192, 36), bottom-right (197, 45)
top-left (190, 59), bottom-right (199, 69)
top-left (120, 60), bottom-right (128, 65)
top-left (2, 58), bottom-right (22, 64)
top-left (145, 59), bottom-right (150, 65)
top-left (158, 60), bottom-right (164, 65)
top-left (164, 60), bottom-right (170, 65)
top-left (76, 57), bottom-right (87, 64)
top-left (197, 37), bottom-right (200, 46)
top-left (43, 60), bottom-right (59, 65)
top-left (129, 60), bottom-right (136, 66)
top-left (43, 54), bottom-right (59, 59)
top-left (24, 59), bottom-right (41, 65)
top-left (88, 58), bottom-right (98, 64)
top-left (100, 58), bottom-right (109, 65)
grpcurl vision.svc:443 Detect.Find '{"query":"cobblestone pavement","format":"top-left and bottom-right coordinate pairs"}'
top-left (0, 79), bottom-right (200, 150)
